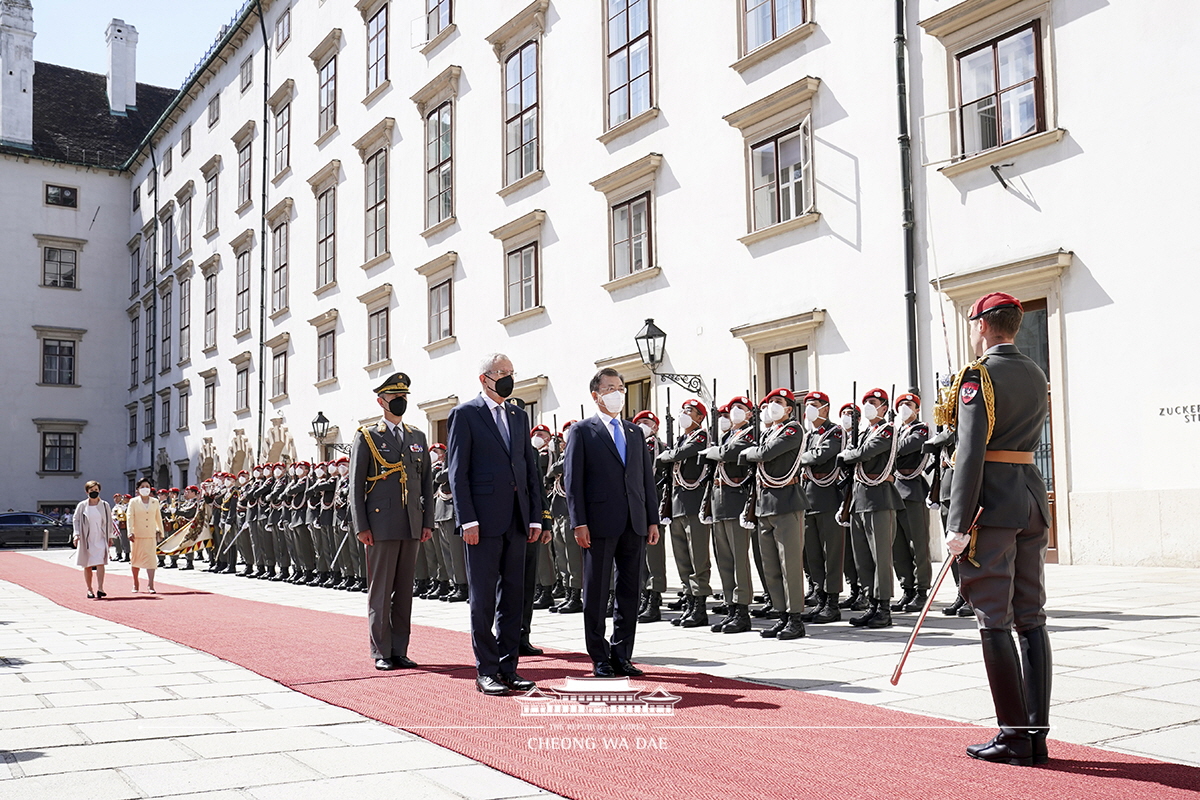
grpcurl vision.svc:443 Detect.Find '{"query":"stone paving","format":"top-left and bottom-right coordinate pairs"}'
top-left (2, 548), bottom-right (1198, 798)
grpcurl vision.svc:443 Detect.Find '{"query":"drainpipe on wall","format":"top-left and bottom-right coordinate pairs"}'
top-left (255, 0), bottom-right (271, 464)
top-left (147, 144), bottom-right (160, 480)
top-left (895, 0), bottom-right (920, 394)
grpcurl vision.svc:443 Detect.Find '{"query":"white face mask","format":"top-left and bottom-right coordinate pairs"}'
top-left (729, 407), bottom-right (747, 426)
top-left (273, 468), bottom-right (284, 478)
top-left (841, 413), bottom-right (855, 429)
top-left (763, 402), bottom-right (786, 424)
top-left (897, 405), bottom-right (915, 423)
top-left (805, 404), bottom-right (821, 423)
top-left (718, 417), bottom-right (731, 433)
top-left (253, 470), bottom-right (262, 479)
top-left (296, 469), bottom-right (307, 478)
top-left (638, 423), bottom-right (654, 438)
top-left (223, 479), bottom-right (233, 488)
top-left (338, 464), bottom-right (349, 475)
top-left (684, 413), bottom-right (703, 431)
top-left (600, 390), bottom-right (626, 414)
top-left (139, 487), bottom-right (152, 497)
top-left (238, 476), bottom-right (248, 484)
top-left (863, 404), bottom-right (880, 422)
top-left (532, 436), bottom-right (547, 449)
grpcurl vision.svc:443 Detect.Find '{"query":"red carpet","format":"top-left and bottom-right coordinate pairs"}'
top-left (4, 551), bottom-right (1199, 800)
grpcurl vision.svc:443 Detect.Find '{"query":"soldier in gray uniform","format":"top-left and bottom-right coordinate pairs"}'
top-left (243, 465), bottom-right (273, 578)
top-left (657, 399), bottom-right (713, 629)
top-left (309, 462), bottom-right (340, 587)
top-left (431, 443), bottom-right (468, 602)
top-left (797, 391), bottom-right (845, 624)
top-left (890, 393), bottom-right (932, 613)
top-left (631, 412), bottom-right (668, 623)
top-left (529, 426), bottom-right (557, 611)
top-left (332, 456), bottom-right (361, 590)
top-left (265, 465), bottom-right (291, 581)
top-left (944, 292), bottom-right (1052, 767)
top-left (837, 387), bottom-right (901, 629)
top-left (288, 462), bottom-right (319, 585)
top-left (703, 397), bottom-right (756, 634)
top-left (351, 371), bottom-right (435, 670)
top-left (546, 421), bottom-right (583, 614)
top-left (925, 427), bottom-right (973, 616)
top-left (740, 388), bottom-right (809, 641)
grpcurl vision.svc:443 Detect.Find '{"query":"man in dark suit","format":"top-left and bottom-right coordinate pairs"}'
top-left (349, 372), bottom-right (435, 671)
top-left (564, 368), bottom-right (660, 678)
top-left (447, 354), bottom-right (544, 696)
top-left (945, 292), bottom-right (1052, 767)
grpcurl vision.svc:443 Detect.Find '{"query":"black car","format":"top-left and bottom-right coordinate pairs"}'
top-left (0, 512), bottom-right (73, 547)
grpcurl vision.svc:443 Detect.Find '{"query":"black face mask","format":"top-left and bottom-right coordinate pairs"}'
top-left (88, 491), bottom-right (100, 499)
top-left (388, 396), bottom-right (408, 417)
top-left (492, 375), bottom-right (514, 398)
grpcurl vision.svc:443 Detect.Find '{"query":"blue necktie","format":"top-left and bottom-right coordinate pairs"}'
top-left (493, 405), bottom-right (510, 450)
top-left (611, 418), bottom-right (626, 464)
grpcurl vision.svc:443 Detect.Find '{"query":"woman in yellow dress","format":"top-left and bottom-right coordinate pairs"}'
top-left (127, 478), bottom-right (164, 593)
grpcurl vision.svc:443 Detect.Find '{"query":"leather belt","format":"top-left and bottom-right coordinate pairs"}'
top-left (863, 473), bottom-right (894, 483)
top-left (984, 450), bottom-right (1035, 465)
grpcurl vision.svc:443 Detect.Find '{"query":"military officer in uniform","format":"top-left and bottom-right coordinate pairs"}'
top-left (431, 443), bottom-right (468, 602)
top-left (657, 399), bottom-right (713, 628)
top-left (835, 404), bottom-right (868, 612)
top-left (944, 292), bottom-right (1052, 766)
top-left (740, 388), bottom-right (809, 640)
top-left (797, 391), bottom-right (845, 624)
top-left (703, 397), bottom-right (756, 634)
top-left (837, 388), bottom-right (901, 629)
top-left (350, 372), bottom-right (435, 671)
top-left (631, 411), bottom-right (669, 623)
top-left (546, 421), bottom-right (583, 615)
top-left (925, 427), bottom-right (973, 616)
top-left (112, 494), bottom-right (130, 562)
top-left (891, 393), bottom-right (932, 613)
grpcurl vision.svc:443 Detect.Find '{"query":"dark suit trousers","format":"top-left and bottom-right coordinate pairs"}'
top-left (465, 507), bottom-right (526, 675)
top-left (365, 538), bottom-right (420, 660)
top-left (582, 524), bottom-right (645, 664)
top-left (521, 538), bottom-right (543, 637)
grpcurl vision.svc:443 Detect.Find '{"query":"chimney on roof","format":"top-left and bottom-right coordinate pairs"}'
top-left (0, 0), bottom-right (35, 149)
top-left (105, 18), bottom-right (137, 115)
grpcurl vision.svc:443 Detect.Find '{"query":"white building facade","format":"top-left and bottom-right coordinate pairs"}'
top-left (3, 0), bottom-right (1195, 566)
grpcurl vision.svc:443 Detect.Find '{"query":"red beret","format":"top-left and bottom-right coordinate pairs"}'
top-left (334, 456), bottom-right (349, 464)
top-left (530, 425), bottom-right (550, 436)
top-left (896, 392), bottom-right (920, 408)
top-left (563, 419), bottom-right (578, 430)
top-left (862, 387), bottom-right (889, 405)
top-left (840, 403), bottom-right (858, 415)
top-left (430, 442), bottom-right (447, 452)
top-left (763, 387), bottom-right (795, 405)
top-left (631, 411), bottom-right (658, 426)
top-left (237, 470), bottom-right (249, 476)
top-left (682, 399), bottom-right (707, 418)
top-left (726, 395), bottom-right (752, 409)
top-left (186, 485), bottom-right (200, 492)
top-left (969, 292), bottom-right (1022, 320)
top-left (805, 390), bottom-right (830, 406)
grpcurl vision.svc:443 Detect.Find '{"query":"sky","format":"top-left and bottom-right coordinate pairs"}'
top-left (29, 0), bottom-right (248, 89)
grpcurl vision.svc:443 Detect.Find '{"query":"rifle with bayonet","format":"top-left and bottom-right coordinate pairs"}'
top-left (835, 381), bottom-right (860, 527)
top-left (740, 377), bottom-right (760, 529)
top-left (658, 388), bottom-right (675, 523)
top-left (700, 379), bottom-right (718, 524)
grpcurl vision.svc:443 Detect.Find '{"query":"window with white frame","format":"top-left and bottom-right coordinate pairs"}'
top-left (426, 102), bottom-right (452, 227)
top-left (235, 251), bottom-right (251, 332)
top-left (237, 142), bottom-right (252, 208)
top-left (427, 0), bottom-right (452, 41)
top-left (240, 56), bottom-right (253, 92)
top-left (317, 187), bottom-right (336, 286)
top-left (203, 274), bottom-right (217, 349)
top-left (367, 6), bottom-right (388, 93)
top-left (274, 103), bottom-right (290, 175)
top-left (129, 315), bottom-right (139, 387)
top-left (591, 153), bottom-right (661, 285)
top-left (160, 395), bottom-right (171, 436)
top-left (43, 247), bottom-right (77, 288)
top-left (207, 94), bottom-right (220, 127)
top-left (612, 193), bottom-right (651, 278)
top-left (606, 0), bottom-right (652, 128)
top-left (271, 222), bottom-right (289, 313)
top-left (41, 339), bottom-right (75, 385)
top-left (506, 243), bottom-right (538, 317)
top-left (178, 389), bottom-right (189, 429)
top-left (504, 42), bottom-right (538, 185)
top-left (429, 279), bottom-right (452, 343)
top-left (179, 195), bottom-right (192, 253)
top-left (745, 0), bottom-right (805, 52)
top-left (318, 56), bottom-right (337, 136)
top-left (181, 124), bottom-right (192, 155)
top-left (317, 329), bottom-right (335, 382)
top-left (143, 301), bottom-right (155, 382)
top-left (368, 307), bottom-right (389, 365)
top-left (204, 174), bottom-right (218, 234)
top-left (271, 351), bottom-right (287, 399)
top-left (162, 146), bottom-right (172, 176)
top-left (957, 23), bottom-right (1042, 157)
top-left (365, 149), bottom-right (387, 259)
top-left (276, 6), bottom-right (291, 49)
top-left (236, 366), bottom-right (249, 411)
top-left (160, 290), bottom-right (172, 371)
top-left (750, 120), bottom-right (813, 231)
top-left (129, 247), bottom-right (139, 297)
top-left (178, 278), bottom-right (191, 361)
top-left (203, 377), bottom-right (216, 422)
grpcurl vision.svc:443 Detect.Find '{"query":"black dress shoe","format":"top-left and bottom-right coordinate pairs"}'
top-left (375, 658), bottom-right (396, 671)
top-left (611, 658), bottom-right (644, 677)
top-left (498, 672), bottom-right (535, 692)
top-left (476, 674), bottom-right (510, 695)
top-left (592, 661), bottom-right (616, 678)
top-left (519, 637), bottom-right (544, 657)
top-left (391, 655), bottom-right (418, 669)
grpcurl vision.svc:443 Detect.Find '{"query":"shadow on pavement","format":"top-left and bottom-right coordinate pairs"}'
top-left (1042, 757), bottom-right (1200, 792)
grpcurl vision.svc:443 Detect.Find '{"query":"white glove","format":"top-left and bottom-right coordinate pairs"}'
top-left (945, 530), bottom-right (969, 557)
top-left (660, 517), bottom-right (672, 526)
top-left (702, 446), bottom-right (720, 461)
top-left (738, 512), bottom-right (755, 530)
top-left (700, 515), bottom-right (713, 525)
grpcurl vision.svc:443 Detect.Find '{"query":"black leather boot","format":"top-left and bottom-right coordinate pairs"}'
top-left (958, 602), bottom-right (976, 618)
top-left (804, 580), bottom-right (820, 607)
top-left (1019, 625), bottom-right (1052, 765)
top-left (904, 591), bottom-right (929, 613)
top-left (710, 602), bottom-right (735, 633)
top-left (412, 578), bottom-right (431, 597)
top-left (637, 591), bottom-right (662, 623)
top-left (666, 592), bottom-right (687, 611)
top-left (751, 591), bottom-right (774, 618)
top-left (801, 591), bottom-right (827, 622)
top-left (890, 588), bottom-right (916, 612)
top-left (557, 587), bottom-right (583, 614)
top-left (760, 610), bottom-right (788, 638)
top-left (551, 577), bottom-right (565, 599)
top-left (670, 595), bottom-right (693, 626)
top-left (447, 583), bottom-right (469, 602)
top-left (849, 598), bottom-right (878, 627)
top-left (838, 584), bottom-right (861, 610)
top-left (778, 613), bottom-right (807, 640)
top-left (813, 594), bottom-right (841, 624)
top-left (943, 594), bottom-right (966, 616)
top-left (680, 596), bottom-right (709, 628)
top-left (967, 630), bottom-right (1033, 766)
top-left (866, 603), bottom-right (893, 628)
top-left (722, 604), bottom-right (752, 634)
top-left (532, 585), bottom-right (552, 610)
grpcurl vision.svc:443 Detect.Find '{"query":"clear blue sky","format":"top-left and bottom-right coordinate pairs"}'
top-left (30, 0), bottom-right (246, 89)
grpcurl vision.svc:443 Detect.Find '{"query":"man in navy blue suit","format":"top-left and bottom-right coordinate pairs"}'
top-left (447, 354), bottom-right (544, 696)
top-left (565, 368), bottom-right (660, 678)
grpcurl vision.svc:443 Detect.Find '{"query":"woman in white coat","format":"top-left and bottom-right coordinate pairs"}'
top-left (73, 480), bottom-right (115, 599)
top-left (128, 478), bottom-right (165, 593)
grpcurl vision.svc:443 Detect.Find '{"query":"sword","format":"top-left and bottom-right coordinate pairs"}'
top-left (329, 528), bottom-right (355, 567)
top-left (890, 505), bottom-right (984, 686)
top-left (217, 524), bottom-right (249, 559)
